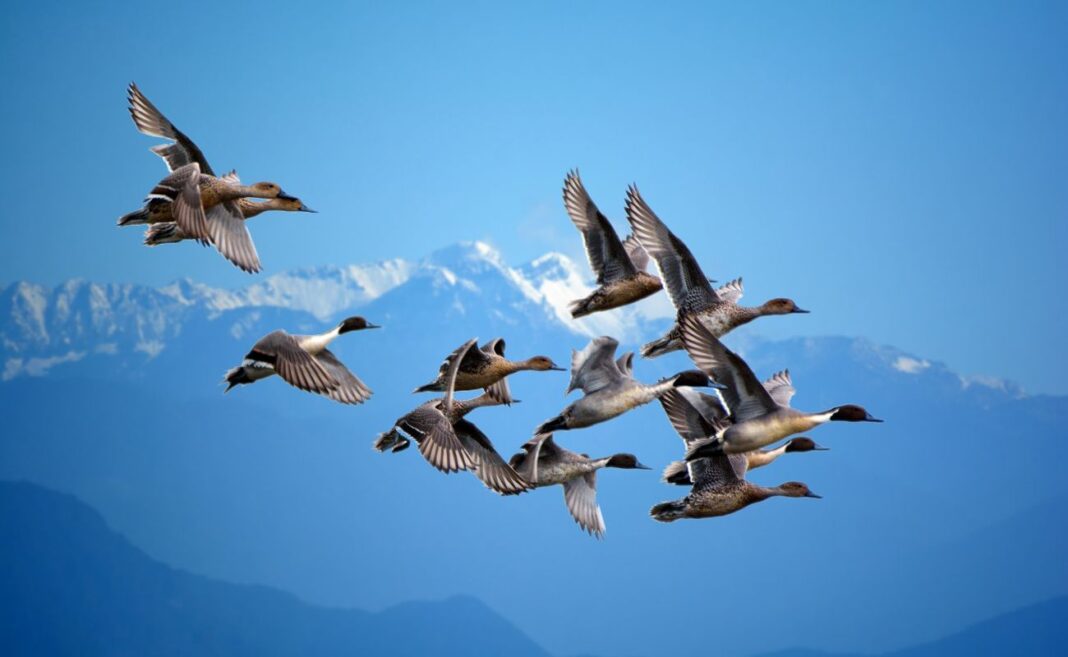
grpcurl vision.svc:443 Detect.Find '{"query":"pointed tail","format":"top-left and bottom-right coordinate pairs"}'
top-left (568, 297), bottom-right (593, 319)
top-left (117, 207), bottom-right (150, 227)
top-left (661, 460), bottom-right (691, 485)
top-left (640, 330), bottom-right (679, 359)
top-left (144, 222), bottom-right (183, 246)
top-left (534, 414), bottom-right (567, 435)
top-left (223, 366), bottom-right (249, 393)
top-left (650, 500), bottom-right (687, 522)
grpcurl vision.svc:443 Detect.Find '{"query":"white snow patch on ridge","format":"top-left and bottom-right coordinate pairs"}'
top-left (893, 356), bottom-right (931, 374)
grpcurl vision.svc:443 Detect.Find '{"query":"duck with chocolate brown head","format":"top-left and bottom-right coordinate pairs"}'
top-left (678, 314), bottom-right (883, 457)
top-left (509, 434), bottom-right (652, 538)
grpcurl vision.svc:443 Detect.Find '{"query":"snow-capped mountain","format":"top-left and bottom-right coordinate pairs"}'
top-left (0, 240), bottom-right (1023, 402)
top-left (0, 242), bottom-right (677, 381)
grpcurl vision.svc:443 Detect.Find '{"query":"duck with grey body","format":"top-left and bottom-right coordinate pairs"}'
top-left (509, 433), bottom-right (650, 538)
top-left (534, 336), bottom-right (721, 434)
top-left (118, 83), bottom-right (303, 273)
top-left (657, 376), bottom-right (828, 486)
top-left (677, 314), bottom-right (881, 459)
top-left (623, 185), bottom-right (808, 358)
top-left (561, 170), bottom-right (663, 318)
top-left (413, 337), bottom-right (563, 405)
top-left (377, 339), bottom-right (531, 495)
top-left (223, 316), bottom-right (378, 404)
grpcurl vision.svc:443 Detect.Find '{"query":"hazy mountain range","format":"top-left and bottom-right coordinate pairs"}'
top-left (1, 243), bottom-right (1065, 656)
top-left (2, 481), bottom-right (1064, 657)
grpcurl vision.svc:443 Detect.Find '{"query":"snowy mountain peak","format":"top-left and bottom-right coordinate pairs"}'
top-left (0, 242), bottom-right (1027, 400)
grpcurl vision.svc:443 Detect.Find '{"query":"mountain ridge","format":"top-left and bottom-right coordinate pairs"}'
top-left (0, 241), bottom-right (1028, 401)
top-left (0, 480), bottom-right (552, 657)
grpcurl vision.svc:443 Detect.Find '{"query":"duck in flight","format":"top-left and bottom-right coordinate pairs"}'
top-left (143, 197), bottom-right (315, 246)
top-left (562, 170), bottom-right (663, 318)
top-left (624, 185), bottom-right (807, 358)
top-left (224, 316), bottom-right (378, 404)
top-left (677, 314), bottom-right (881, 458)
top-left (118, 83), bottom-right (304, 273)
top-left (656, 385), bottom-right (827, 486)
top-left (650, 448), bottom-right (821, 522)
top-left (509, 433), bottom-right (650, 538)
top-left (534, 336), bottom-right (718, 434)
top-left (378, 339), bottom-right (531, 495)
top-left (413, 337), bottom-right (563, 405)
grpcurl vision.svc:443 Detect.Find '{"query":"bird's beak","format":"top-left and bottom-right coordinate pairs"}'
top-left (635, 461), bottom-right (653, 470)
top-left (549, 365), bottom-right (566, 371)
top-left (864, 413), bottom-right (883, 422)
top-left (298, 203), bottom-right (317, 213)
top-left (708, 379), bottom-right (728, 390)
top-left (812, 443), bottom-right (830, 451)
top-left (792, 307), bottom-right (810, 314)
top-left (277, 190), bottom-right (298, 201)
top-left (364, 322), bottom-right (381, 329)
top-left (805, 491), bottom-right (822, 499)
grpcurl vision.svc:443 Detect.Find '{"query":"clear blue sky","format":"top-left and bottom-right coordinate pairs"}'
top-left (1, 0), bottom-right (1066, 393)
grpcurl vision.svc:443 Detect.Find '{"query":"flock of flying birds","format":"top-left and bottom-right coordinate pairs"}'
top-left (118, 84), bottom-right (882, 538)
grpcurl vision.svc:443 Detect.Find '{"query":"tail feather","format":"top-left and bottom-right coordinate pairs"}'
top-left (535, 415), bottom-right (567, 434)
top-left (373, 428), bottom-right (409, 453)
top-left (685, 437), bottom-right (724, 461)
top-left (223, 366), bottom-right (250, 392)
top-left (661, 460), bottom-right (691, 486)
top-left (568, 297), bottom-right (592, 319)
top-left (640, 331), bottom-right (679, 359)
top-left (117, 207), bottom-right (150, 226)
top-left (650, 500), bottom-right (687, 522)
top-left (144, 222), bottom-right (183, 246)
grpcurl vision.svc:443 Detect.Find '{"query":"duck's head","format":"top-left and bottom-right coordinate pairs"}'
top-left (338, 316), bottom-right (381, 333)
top-left (276, 197), bottom-right (317, 213)
top-left (251, 181), bottom-right (298, 200)
top-left (785, 437), bottom-right (829, 452)
top-left (762, 298), bottom-right (809, 314)
top-left (528, 356), bottom-right (565, 371)
top-left (606, 453), bottom-right (652, 470)
top-left (671, 369), bottom-right (726, 389)
top-left (779, 481), bottom-right (821, 498)
top-left (830, 404), bottom-right (882, 423)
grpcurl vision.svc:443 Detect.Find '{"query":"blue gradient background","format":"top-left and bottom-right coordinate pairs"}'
top-left (0, 2), bottom-right (1066, 656)
top-left (1, 0), bottom-right (1066, 393)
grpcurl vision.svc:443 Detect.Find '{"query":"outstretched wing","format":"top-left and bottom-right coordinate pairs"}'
top-left (454, 419), bottom-right (531, 495)
top-left (399, 405), bottom-right (474, 473)
top-left (625, 184), bottom-right (718, 313)
top-left (621, 233), bottom-right (651, 272)
top-left (247, 330), bottom-right (339, 395)
top-left (317, 348), bottom-right (373, 405)
top-left (715, 278), bottom-right (744, 305)
top-left (658, 388), bottom-right (725, 445)
top-left (562, 472), bottom-right (605, 538)
top-left (441, 339), bottom-right (479, 414)
top-left (480, 338), bottom-right (513, 404)
top-left (568, 336), bottom-right (623, 395)
top-left (127, 82), bottom-right (216, 176)
top-left (563, 170), bottom-right (637, 284)
top-left (207, 199), bottom-right (261, 274)
top-left (678, 315), bottom-right (778, 422)
top-left (762, 369), bottom-right (796, 408)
